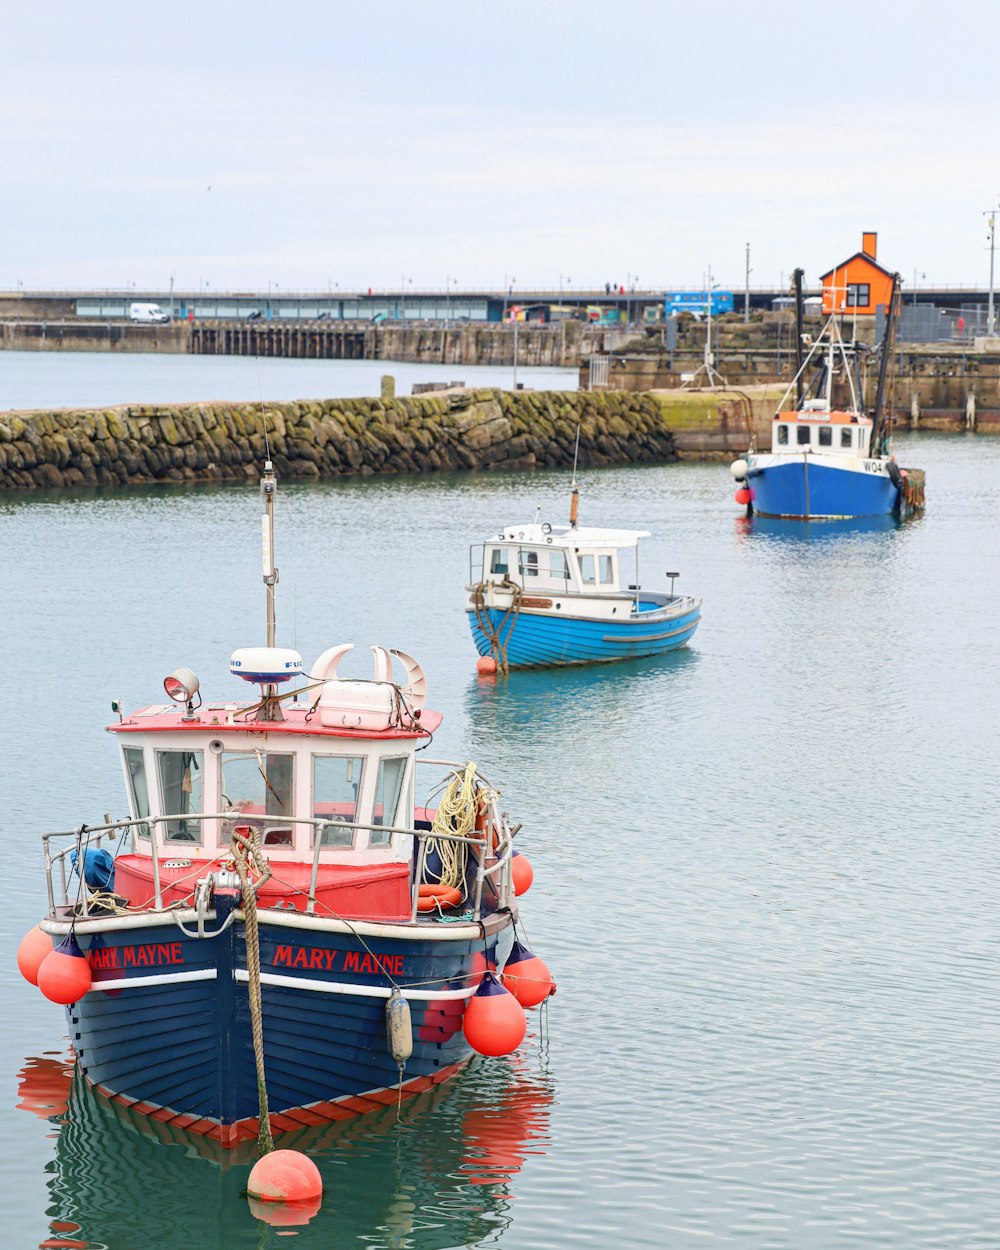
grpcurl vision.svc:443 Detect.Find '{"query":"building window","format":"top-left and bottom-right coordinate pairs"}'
top-left (841, 428), bottom-right (853, 448)
top-left (776, 424), bottom-right (789, 446)
top-left (846, 283), bottom-right (871, 307)
top-left (797, 425), bottom-right (811, 446)
top-left (818, 426), bottom-right (832, 447)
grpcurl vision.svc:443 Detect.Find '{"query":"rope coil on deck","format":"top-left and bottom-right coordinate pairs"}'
top-left (423, 763), bottom-right (497, 901)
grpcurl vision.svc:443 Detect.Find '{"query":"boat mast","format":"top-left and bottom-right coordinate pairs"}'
top-left (569, 424), bottom-right (581, 529)
top-left (258, 461), bottom-right (281, 721)
top-left (793, 268), bottom-right (805, 408)
top-left (870, 274), bottom-right (901, 457)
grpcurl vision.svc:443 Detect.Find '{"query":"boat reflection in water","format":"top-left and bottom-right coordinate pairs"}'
top-left (18, 1045), bottom-right (553, 1250)
top-left (734, 512), bottom-right (914, 545)
top-left (466, 644), bottom-right (698, 755)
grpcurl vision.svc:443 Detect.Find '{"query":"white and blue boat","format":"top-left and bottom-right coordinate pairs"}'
top-left (20, 464), bottom-right (549, 1149)
top-left (731, 274), bottom-right (924, 520)
top-left (467, 489), bottom-right (701, 669)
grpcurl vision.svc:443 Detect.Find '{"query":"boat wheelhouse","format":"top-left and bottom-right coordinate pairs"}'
top-left (467, 489), bottom-right (701, 669)
top-left (23, 465), bottom-right (545, 1148)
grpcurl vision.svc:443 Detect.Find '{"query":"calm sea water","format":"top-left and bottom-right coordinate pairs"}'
top-left (2, 358), bottom-right (999, 1249)
top-left (0, 350), bottom-right (578, 410)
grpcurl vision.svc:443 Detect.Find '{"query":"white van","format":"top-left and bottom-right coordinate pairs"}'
top-left (129, 302), bottom-right (170, 323)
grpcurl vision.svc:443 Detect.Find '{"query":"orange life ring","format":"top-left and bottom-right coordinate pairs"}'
top-left (417, 883), bottom-right (463, 912)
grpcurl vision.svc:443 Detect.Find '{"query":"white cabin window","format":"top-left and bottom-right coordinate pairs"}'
top-left (777, 424), bottom-right (789, 445)
top-left (156, 750), bottom-right (204, 842)
top-left (548, 549), bottom-right (570, 581)
top-left (220, 751), bottom-right (295, 846)
top-left (123, 746), bottom-right (151, 839)
top-left (372, 757), bottom-right (407, 844)
top-left (312, 754), bottom-right (365, 847)
top-left (796, 425), bottom-right (811, 446)
top-left (579, 554), bottom-right (596, 584)
top-left (518, 549), bottom-right (540, 578)
top-left (841, 428), bottom-right (852, 448)
top-left (818, 426), bottom-right (832, 447)
top-left (599, 554), bottom-right (614, 584)
top-left (489, 547), bottom-right (511, 575)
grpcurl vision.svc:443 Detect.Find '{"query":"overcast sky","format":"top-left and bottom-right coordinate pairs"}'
top-left (3, 1), bottom-right (998, 295)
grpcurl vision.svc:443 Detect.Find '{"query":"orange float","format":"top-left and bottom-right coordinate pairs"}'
top-left (17, 925), bottom-right (54, 985)
top-left (462, 971), bottom-right (526, 1056)
top-left (37, 933), bottom-right (93, 1005)
top-left (511, 850), bottom-right (534, 896)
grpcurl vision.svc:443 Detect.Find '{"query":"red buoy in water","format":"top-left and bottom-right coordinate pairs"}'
top-left (502, 940), bottom-right (555, 1009)
top-left (476, 655), bottom-right (497, 675)
top-left (463, 971), bottom-right (526, 1056)
top-left (511, 850), bottom-right (534, 896)
top-left (247, 1149), bottom-right (323, 1204)
top-left (734, 488), bottom-right (751, 507)
top-left (17, 925), bottom-right (54, 986)
top-left (37, 934), bottom-right (93, 1005)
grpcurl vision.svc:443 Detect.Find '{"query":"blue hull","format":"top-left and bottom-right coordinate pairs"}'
top-left (750, 459), bottom-right (900, 519)
top-left (67, 918), bottom-right (510, 1138)
top-left (468, 602), bottom-right (701, 667)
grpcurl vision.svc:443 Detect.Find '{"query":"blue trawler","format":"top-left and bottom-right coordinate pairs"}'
top-left (467, 487), bottom-right (701, 670)
top-left (730, 270), bottom-right (924, 520)
top-left (21, 464), bottom-right (547, 1148)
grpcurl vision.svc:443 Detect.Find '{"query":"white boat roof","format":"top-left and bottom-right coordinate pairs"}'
top-left (489, 523), bottom-right (651, 549)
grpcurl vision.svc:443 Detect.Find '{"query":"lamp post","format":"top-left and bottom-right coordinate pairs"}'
top-left (985, 204), bottom-right (998, 337)
top-left (511, 302), bottom-right (547, 390)
top-left (744, 242), bottom-right (751, 322)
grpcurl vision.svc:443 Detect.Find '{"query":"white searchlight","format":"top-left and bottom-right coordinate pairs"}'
top-left (163, 667), bottom-right (202, 720)
top-left (164, 667), bottom-right (200, 704)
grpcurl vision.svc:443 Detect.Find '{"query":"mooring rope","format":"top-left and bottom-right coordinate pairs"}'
top-left (470, 577), bottom-right (522, 674)
top-left (231, 825), bottom-right (274, 1156)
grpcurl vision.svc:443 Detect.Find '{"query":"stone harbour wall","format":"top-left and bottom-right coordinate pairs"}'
top-left (0, 387), bottom-right (714, 491)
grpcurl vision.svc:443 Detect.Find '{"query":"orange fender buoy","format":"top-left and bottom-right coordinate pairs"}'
top-left (17, 925), bottom-right (54, 986)
top-left (417, 883), bottom-right (463, 912)
top-left (502, 940), bottom-right (555, 1008)
top-left (462, 971), bottom-right (526, 1056)
top-left (37, 934), bottom-right (92, 1005)
top-left (511, 851), bottom-right (534, 896)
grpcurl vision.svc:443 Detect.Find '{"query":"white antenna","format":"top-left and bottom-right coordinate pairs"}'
top-left (682, 264), bottom-right (727, 388)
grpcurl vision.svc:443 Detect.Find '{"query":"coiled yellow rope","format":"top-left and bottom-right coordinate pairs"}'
top-left (424, 763), bottom-right (497, 894)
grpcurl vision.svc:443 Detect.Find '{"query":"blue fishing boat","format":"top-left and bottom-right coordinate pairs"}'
top-left (730, 270), bottom-right (925, 520)
top-left (467, 486), bottom-right (701, 669)
top-left (19, 464), bottom-right (551, 1149)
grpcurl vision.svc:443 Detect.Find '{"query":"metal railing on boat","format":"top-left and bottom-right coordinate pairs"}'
top-left (40, 760), bottom-right (516, 926)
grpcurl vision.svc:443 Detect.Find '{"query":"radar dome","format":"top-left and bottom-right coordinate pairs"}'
top-left (230, 647), bottom-right (304, 685)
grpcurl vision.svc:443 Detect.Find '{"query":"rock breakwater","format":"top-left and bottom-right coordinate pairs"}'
top-left (0, 388), bottom-right (681, 490)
